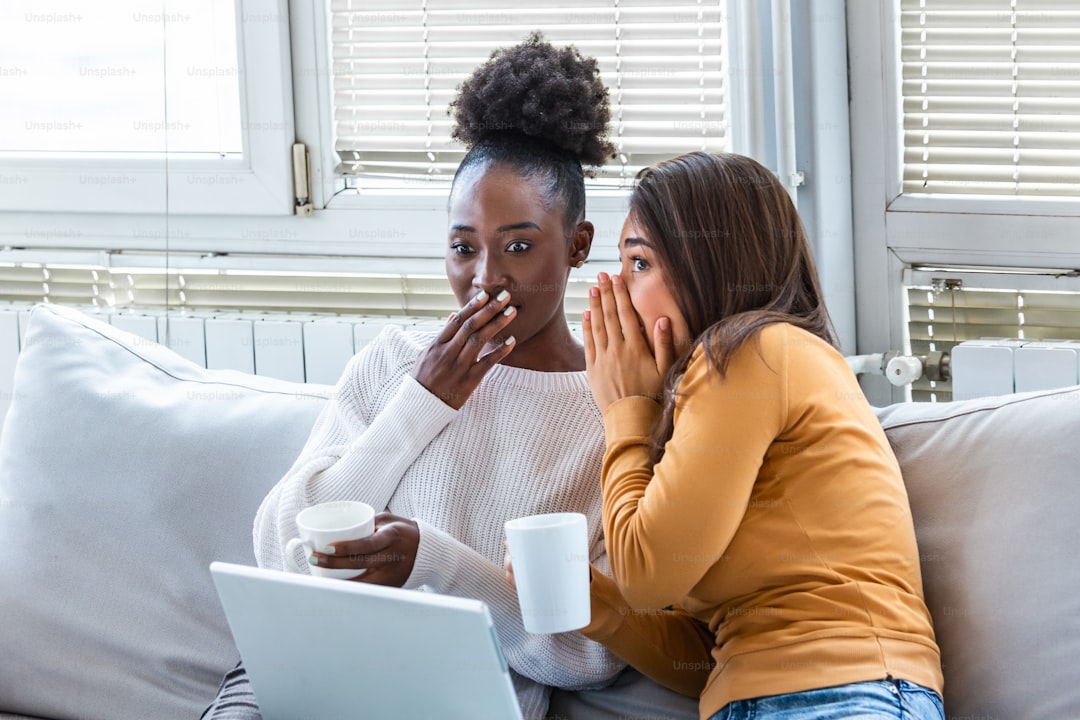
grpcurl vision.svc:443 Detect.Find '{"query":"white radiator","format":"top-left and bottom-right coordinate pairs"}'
top-left (951, 338), bottom-right (1080, 400)
top-left (0, 305), bottom-right (447, 422)
top-left (0, 304), bottom-right (587, 422)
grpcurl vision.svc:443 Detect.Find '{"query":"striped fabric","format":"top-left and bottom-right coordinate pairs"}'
top-left (200, 661), bottom-right (261, 720)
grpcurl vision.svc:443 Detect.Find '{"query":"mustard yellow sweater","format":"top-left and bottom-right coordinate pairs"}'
top-left (581, 323), bottom-right (943, 719)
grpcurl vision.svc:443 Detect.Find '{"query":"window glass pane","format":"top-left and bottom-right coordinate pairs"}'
top-left (0, 0), bottom-right (241, 157)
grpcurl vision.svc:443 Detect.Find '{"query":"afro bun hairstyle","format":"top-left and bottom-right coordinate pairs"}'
top-left (449, 32), bottom-right (614, 168)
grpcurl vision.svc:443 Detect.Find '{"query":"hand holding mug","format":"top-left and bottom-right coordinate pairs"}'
top-left (309, 512), bottom-right (420, 588)
top-left (284, 501), bottom-right (376, 580)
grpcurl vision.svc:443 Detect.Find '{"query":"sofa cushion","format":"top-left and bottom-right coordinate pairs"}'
top-left (0, 305), bottom-right (331, 720)
top-left (875, 387), bottom-right (1080, 719)
top-left (549, 667), bottom-right (698, 719)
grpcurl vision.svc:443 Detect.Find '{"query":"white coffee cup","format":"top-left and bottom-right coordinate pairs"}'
top-left (505, 512), bottom-right (591, 634)
top-left (284, 500), bottom-right (376, 580)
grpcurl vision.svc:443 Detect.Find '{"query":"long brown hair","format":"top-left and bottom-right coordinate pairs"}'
top-left (630, 152), bottom-right (838, 464)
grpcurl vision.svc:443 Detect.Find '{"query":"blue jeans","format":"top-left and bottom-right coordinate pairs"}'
top-left (708, 678), bottom-right (944, 720)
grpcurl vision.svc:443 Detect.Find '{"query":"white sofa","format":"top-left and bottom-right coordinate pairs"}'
top-left (1, 304), bottom-right (1077, 720)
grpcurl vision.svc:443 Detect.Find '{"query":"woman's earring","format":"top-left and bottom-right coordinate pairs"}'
top-left (575, 260), bottom-right (585, 269)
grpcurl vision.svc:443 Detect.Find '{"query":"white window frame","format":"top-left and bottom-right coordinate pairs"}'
top-left (848, 0), bottom-right (1080, 404)
top-left (0, 0), bottom-right (295, 217)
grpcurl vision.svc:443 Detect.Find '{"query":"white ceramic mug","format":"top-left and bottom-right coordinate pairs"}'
top-left (284, 500), bottom-right (376, 580)
top-left (505, 512), bottom-right (591, 633)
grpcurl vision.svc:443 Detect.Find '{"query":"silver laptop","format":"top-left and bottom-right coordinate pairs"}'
top-left (209, 561), bottom-right (523, 720)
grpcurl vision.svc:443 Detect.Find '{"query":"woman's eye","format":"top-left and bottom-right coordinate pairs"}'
top-left (631, 256), bottom-right (650, 272)
top-left (450, 242), bottom-right (474, 255)
top-left (507, 241), bottom-right (530, 253)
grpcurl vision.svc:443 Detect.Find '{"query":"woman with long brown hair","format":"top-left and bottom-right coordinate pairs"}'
top-left (579, 152), bottom-right (945, 719)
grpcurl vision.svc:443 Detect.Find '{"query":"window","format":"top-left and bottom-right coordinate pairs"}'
top-left (2, 1), bottom-right (241, 157)
top-left (0, 250), bottom-right (458, 317)
top-left (327, 1), bottom-right (728, 190)
top-left (849, 0), bottom-right (1080, 403)
top-left (905, 266), bottom-right (1080, 401)
top-left (0, 0), bottom-right (294, 215)
top-left (899, 0), bottom-right (1080, 197)
top-left (287, 0), bottom-right (740, 295)
top-left (0, 1), bottom-right (769, 333)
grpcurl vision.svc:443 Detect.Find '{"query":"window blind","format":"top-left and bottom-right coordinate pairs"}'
top-left (330, 0), bottom-right (727, 187)
top-left (905, 266), bottom-right (1080, 401)
top-left (899, 0), bottom-right (1080, 196)
top-left (0, 253), bottom-right (600, 318)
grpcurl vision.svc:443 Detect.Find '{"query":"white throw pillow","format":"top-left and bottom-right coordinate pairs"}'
top-left (0, 305), bottom-right (331, 720)
top-left (876, 388), bottom-right (1080, 719)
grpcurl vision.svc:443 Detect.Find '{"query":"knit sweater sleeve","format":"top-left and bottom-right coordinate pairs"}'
top-left (405, 520), bottom-right (626, 690)
top-left (253, 328), bottom-right (459, 571)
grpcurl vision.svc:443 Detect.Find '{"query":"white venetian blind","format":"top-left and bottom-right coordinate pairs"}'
top-left (0, 253), bottom-right (600, 318)
top-left (330, 0), bottom-right (727, 187)
top-left (900, 0), bottom-right (1080, 196)
top-left (905, 266), bottom-right (1080, 401)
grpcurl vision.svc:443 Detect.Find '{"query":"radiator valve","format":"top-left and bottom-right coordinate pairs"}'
top-left (847, 350), bottom-right (952, 387)
top-left (885, 355), bottom-right (923, 386)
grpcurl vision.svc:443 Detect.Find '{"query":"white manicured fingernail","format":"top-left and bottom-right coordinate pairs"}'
top-left (308, 555), bottom-right (319, 565)
top-left (458, 290), bottom-right (487, 313)
top-left (504, 335), bottom-right (516, 345)
top-left (496, 289), bottom-right (509, 302)
top-left (503, 306), bottom-right (514, 316)
top-left (322, 545), bottom-right (336, 555)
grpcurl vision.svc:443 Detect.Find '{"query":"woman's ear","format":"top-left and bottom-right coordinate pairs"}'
top-left (570, 221), bottom-right (595, 268)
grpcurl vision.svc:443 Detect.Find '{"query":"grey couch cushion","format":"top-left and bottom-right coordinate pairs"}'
top-left (548, 667), bottom-right (698, 719)
top-left (875, 387), bottom-right (1080, 719)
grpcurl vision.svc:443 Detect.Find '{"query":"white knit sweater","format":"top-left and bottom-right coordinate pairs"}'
top-left (253, 325), bottom-right (624, 719)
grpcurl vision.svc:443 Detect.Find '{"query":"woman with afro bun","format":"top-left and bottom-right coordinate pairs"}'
top-left (202, 33), bottom-right (698, 720)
